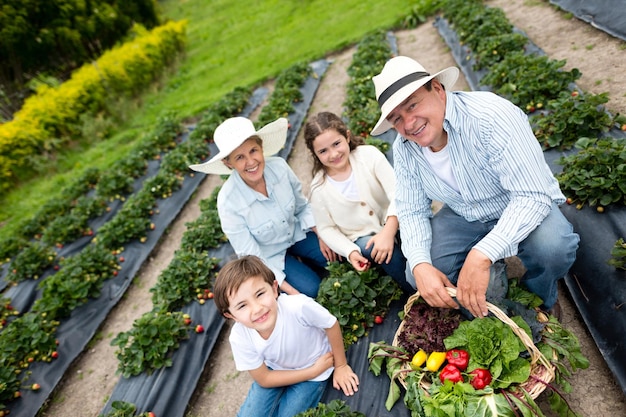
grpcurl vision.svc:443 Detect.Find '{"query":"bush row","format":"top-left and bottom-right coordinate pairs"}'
top-left (0, 20), bottom-right (188, 195)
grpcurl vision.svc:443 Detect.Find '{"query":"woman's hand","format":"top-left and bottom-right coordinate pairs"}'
top-left (311, 227), bottom-right (340, 262)
top-left (318, 238), bottom-right (339, 262)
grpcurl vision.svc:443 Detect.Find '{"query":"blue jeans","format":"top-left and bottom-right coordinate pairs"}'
top-left (425, 203), bottom-right (579, 309)
top-left (237, 379), bottom-right (327, 417)
top-left (355, 235), bottom-right (414, 293)
top-left (284, 231), bottom-right (329, 297)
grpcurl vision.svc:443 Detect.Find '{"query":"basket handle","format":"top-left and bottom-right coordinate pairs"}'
top-left (404, 287), bottom-right (553, 369)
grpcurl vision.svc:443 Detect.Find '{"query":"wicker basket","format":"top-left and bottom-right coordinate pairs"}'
top-left (392, 287), bottom-right (555, 399)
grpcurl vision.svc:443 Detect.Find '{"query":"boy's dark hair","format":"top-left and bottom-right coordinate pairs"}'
top-left (213, 255), bottom-right (276, 315)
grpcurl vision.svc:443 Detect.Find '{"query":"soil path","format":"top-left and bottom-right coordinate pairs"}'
top-left (40, 1), bottom-right (626, 416)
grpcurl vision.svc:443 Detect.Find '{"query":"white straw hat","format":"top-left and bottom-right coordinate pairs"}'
top-left (189, 117), bottom-right (288, 175)
top-left (370, 56), bottom-right (459, 136)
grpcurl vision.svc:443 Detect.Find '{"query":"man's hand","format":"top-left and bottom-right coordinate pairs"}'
top-left (412, 263), bottom-right (457, 309)
top-left (456, 249), bottom-right (492, 317)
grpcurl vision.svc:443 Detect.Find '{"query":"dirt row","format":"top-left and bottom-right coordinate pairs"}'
top-left (41, 1), bottom-right (626, 416)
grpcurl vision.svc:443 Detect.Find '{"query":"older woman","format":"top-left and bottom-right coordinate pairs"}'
top-left (189, 117), bottom-right (336, 297)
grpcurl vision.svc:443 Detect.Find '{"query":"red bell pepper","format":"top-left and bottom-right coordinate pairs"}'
top-left (439, 364), bottom-right (463, 384)
top-left (469, 368), bottom-right (492, 389)
top-left (445, 349), bottom-right (469, 371)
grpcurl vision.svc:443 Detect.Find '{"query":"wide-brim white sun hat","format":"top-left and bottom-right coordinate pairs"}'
top-left (370, 56), bottom-right (459, 136)
top-left (189, 117), bottom-right (289, 175)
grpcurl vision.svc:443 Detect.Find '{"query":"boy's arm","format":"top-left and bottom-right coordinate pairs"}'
top-left (248, 352), bottom-right (334, 388)
top-left (325, 321), bottom-right (359, 396)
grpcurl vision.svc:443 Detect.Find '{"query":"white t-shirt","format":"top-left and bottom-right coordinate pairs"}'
top-left (327, 170), bottom-right (360, 201)
top-left (423, 144), bottom-right (460, 192)
top-left (229, 294), bottom-right (337, 382)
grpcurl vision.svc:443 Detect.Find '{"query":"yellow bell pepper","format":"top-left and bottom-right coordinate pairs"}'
top-left (426, 351), bottom-right (447, 372)
top-left (410, 350), bottom-right (428, 370)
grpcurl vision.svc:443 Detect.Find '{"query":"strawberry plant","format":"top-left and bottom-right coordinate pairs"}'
top-left (0, 299), bottom-right (18, 330)
top-left (111, 310), bottom-right (190, 377)
top-left (150, 252), bottom-right (220, 311)
top-left (189, 86), bottom-right (251, 143)
top-left (608, 238), bottom-right (626, 270)
top-left (33, 243), bottom-right (120, 319)
top-left (96, 189), bottom-right (156, 249)
top-left (365, 137), bottom-right (391, 155)
top-left (480, 51), bottom-right (581, 112)
top-left (0, 312), bottom-right (59, 371)
top-left (95, 169), bottom-right (138, 201)
top-left (316, 262), bottom-right (402, 348)
top-left (180, 189), bottom-right (226, 252)
top-left (343, 30), bottom-right (393, 138)
top-left (556, 137), bottom-right (626, 208)
top-left (295, 399), bottom-right (366, 417)
top-left (531, 91), bottom-right (613, 149)
top-left (443, 0), bottom-right (511, 50)
top-left (257, 62), bottom-right (312, 126)
top-left (98, 400), bottom-right (155, 417)
top-left (7, 242), bottom-right (56, 283)
top-left (471, 32), bottom-right (528, 71)
top-left (41, 212), bottom-right (90, 246)
top-left (0, 236), bottom-right (27, 265)
top-left (0, 362), bottom-right (21, 406)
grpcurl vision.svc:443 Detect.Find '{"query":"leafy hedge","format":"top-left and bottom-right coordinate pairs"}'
top-left (0, 20), bottom-right (188, 195)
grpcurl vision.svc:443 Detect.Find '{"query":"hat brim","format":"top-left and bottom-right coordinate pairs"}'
top-left (189, 118), bottom-right (289, 175)
top-left (370, 67), bottom-right (459, 136)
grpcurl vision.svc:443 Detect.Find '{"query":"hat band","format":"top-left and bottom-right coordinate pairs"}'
top-left (377, 71), bottom-right (430, 106)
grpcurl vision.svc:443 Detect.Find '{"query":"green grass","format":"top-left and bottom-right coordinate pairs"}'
top-left (0, 0), bottom-right (438, 240)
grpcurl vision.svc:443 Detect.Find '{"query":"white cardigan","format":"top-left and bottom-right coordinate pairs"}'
top-left (310, 145), bottom-right (396, 258)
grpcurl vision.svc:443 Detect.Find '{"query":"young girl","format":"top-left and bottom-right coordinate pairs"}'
top-left (304, 112), bottom-right (413, 293)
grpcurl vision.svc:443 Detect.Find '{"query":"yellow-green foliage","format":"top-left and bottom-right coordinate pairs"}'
top-left (0, 20), bottom-right (187, 194)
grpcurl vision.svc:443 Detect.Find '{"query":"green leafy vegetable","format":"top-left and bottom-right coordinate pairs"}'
top-left (444, 317), bottom-right (530, 388)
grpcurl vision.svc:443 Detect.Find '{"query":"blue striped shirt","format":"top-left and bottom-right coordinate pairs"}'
top-left (393, 91), bottom-right (565, 270)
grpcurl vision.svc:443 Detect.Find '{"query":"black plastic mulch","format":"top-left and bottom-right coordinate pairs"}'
top-left (549, 0), bottom-right (626, 42)
top-left (98, 59), bottom-right (330, 417)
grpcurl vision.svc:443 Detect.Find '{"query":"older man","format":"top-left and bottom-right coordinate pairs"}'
top-left (371, 56), bottom-right (578, 318)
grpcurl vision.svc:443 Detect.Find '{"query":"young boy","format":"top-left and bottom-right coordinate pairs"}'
top-left (213, 255), bottom-right (359, 417)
